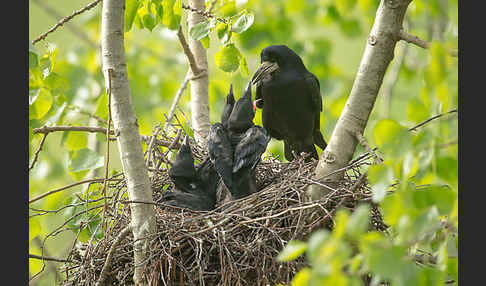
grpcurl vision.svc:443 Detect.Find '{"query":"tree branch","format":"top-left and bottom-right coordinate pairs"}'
top-left (29, 254), bottom-right (72, 263)
top-left (399, 30), bottom-right (458, 57)
top-left (31, 0), bottom-right (99, 48)
top-left (408, 109), bottom-right (457, 132)
top-left (100, 0), bottom-right (156, 284)
top-left (33, 125), bottom-right (115, 135)
top-left (309, 0), bottom-right (413, 200)
top-left (29, 133), bottom-right (48, 172)
top-left (31, 0), bottom-right (102, 45)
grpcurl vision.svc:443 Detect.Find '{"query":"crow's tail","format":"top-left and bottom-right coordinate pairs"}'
top-left (313, 130), bottom-right (327, 151)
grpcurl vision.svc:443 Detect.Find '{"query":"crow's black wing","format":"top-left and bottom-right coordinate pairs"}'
top-left (305, 73), bottom-right (327, 150)
top-left (208, 123), bottom-right (233, 189)
top-left (159, 190), bottom-right (216, 211)
top-left (233, 126), bottom-right (271, 173)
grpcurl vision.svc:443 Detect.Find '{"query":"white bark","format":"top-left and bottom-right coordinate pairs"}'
top-left (187, 0), bottom-right (210, 147)
top-left (100, 1), bottom-right (156, 284)
top-left (308, 0), bottom-right (412, 200)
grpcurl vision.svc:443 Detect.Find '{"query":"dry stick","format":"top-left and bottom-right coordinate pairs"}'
top-left (29, 133), bottom-right (48, 172)
top-left (31, 0), bottom-right (98, 48)
top-left (399, 30), bottom-right (458, 57)
top-left (408, 109), bottom-right (458, 132)
top-left (31, 0), bottom-right (103, 45)
top-left (146, 123), bottom-right (162, 167)
top-left (29, 178), bottom-right (106, 204)
top-left (97, 225), bottom-right (132, 286)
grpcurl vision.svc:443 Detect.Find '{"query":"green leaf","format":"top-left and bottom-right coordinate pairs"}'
top-left (339, 18), bottom-right (361, 38)
top-left (29, 218), bottom-right (42, 242)
top-left (29, 49), bottom-right (39, 69)
top-left (306, 229), bottom-right (331, 264)
top-left (65, 131), bottom-right (88, 151)
top-left (125, 0), bottom-right (141, 32)
top-left (189, 20), bottom-right (211, 41)
top-left (240, 55), bottom-right (249, 77)
top-left (407, 98), bottom-right (430, 123)
top-left (68, 148), bottom-right (104, 173)
top-left (216, 22), bottom-right (228, 39)
top-left (373, 119), bottom-right (412, 159)
top-left (200, 35), bottom-right (210, 49)
top-left (367, 164), bottom-right (393, 203)
top-left (162, 0), bottom-right (178, 30)
top-left (277, 240), bottom-right (307, 262)
top-left (44, 72), bottom-right (70, 96)
top-left (232, 11), bottom-right (254, 34)
top-left (435, 156), bottom-right (458, 185)
top-left (214, 43), bottom-right (241, 73)
top-left (95, 92), bottom-right (109, 120)
top-left (141, 8), bottom-right (156, 31)
top-left (29, 88), bottom-right (53, 119)
top-left (346, 204), bottom-right (370, 239)
top-left (291, 267), bottom-right (311, 286)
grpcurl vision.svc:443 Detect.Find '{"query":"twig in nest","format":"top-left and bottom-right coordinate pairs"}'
top-left (97, 225), bottom-right (132, 286)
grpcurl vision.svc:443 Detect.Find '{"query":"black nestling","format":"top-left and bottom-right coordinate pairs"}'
top-left (208, 82), bottom-right (270, 200)
top-left (160, 135), bottom-right (219, 211)
top-left (251, 44), bottom-right (327, 161)
top-left (220, 83), bottom-right (235, 129)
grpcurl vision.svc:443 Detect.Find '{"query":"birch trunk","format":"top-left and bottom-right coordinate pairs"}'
top-left (188, 0), bottom-right (210, 147)
top-left (100, 0), bottom-right (156, 284)
top-left (308, 0), bottom-right (412, 200)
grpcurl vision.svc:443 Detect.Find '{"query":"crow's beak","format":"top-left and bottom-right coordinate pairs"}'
top-left (251, 61), bottom-right (279, 85)
top-left (253, 98), bottom-right (263, 109)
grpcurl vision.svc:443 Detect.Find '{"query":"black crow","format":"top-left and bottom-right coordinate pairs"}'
top-left (251, 44), bottom-right (327, 161)
top-left (160, 135), bottom-right (219, 211)
top-left (208, 82), bottom-right (270, 200)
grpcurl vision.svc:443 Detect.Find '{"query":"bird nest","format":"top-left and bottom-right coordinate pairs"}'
top-left (60, 127), bottom-right (386, 286)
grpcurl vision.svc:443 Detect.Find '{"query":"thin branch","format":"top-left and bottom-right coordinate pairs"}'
top-left (97, 225), bottom-right (132, 286)
top-left (29, 133), bottom-right (48, 172)
top-left (408, 109), bottom-right (458, 132)
top-left (33, 125), bottom-right (115, 135)
top-left (399, 29), bottom-right (458, 57)
top-left (29, 254), bottom-right (72, 263)
top-left (181, 3), bottom-right (227, 23)
top-left (177, 26), bottom-right (204, 76)
top-left (29, 178), bottom-right (108, 204)
top-left (101, 68), bottom-right (114, 245)
top-left (354, 131), bottom-right (383, 164)
top-left (163, 70), bottom-right (191, 132)
top-left (31, 0), bottom-right (103, 45)
top-left (31, 0), bottom-right (99, 48)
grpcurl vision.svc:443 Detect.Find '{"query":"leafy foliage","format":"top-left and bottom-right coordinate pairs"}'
top-left (29, 0), bottom-right (457, 284)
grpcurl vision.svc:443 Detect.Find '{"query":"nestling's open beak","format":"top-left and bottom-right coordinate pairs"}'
top-left (251, 61), bottom-right (279, 85)
top-left (253, 98), bottom-right (263, 110)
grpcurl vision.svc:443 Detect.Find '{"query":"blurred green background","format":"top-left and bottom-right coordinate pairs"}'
top-left (29, 0), bottom-right (457, 284)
